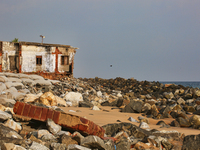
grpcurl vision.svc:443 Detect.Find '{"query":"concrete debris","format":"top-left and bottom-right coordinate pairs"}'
top-left (0, 73), bottom-right (200, 149)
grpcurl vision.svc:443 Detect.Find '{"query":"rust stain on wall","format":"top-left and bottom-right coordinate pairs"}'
top-left (0, 41), bottom-right (78, 79)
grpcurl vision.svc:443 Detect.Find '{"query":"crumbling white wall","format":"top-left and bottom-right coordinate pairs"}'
top-left (57, 47), bottom-right (75, 72)
top-left (21, 45), bottom-right (55, 73)
top-left (2, 42), bottom-right (18, 71)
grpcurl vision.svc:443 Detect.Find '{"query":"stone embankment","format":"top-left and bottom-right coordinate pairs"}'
top-left (0, 73), bottom-right (200, 149)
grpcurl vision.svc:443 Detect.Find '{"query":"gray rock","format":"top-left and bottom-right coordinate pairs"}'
top-left (156, 121), bottom-right (170, 128)
top-left (81, 135), bottom-right (107, 150)
top-left (79, 101), bottom-right (93, 108)
top-left (7, 92), bottom-right (25, 101)
top-left (60, 134), bottom-right (78, 146)
top-left (128, 117), bottom-right (139, 123)
top-left (182, 134), bottom-right (200, 150)
top-left (196, 104), bottom-right (200, 111)
top-left (122, 100), bottom-right (143, 113)
top-left (67, 144), bottom-right (91, 150)
top-left (29, 75), bottom-right (44, 80)
top-left (7, 77), bottom-right (22, 83)
top-left (1, 143), bottom-right (26, 150)
top-left (139, 122), bottom-right (150, 129)
top-left (0, 97), bottom-right (16, 107)
top-left (0, 124), bottom-right (22, 139)
top-left (163, 92), bottom-right (174, 99)
top-left (189, 115), bottom-right (200, 129)
top-left (103, 138), bottom-right (115, 150)
top-left (35, 79), bottom-right (52, 86)
top-left (12, 82), bottom-right (24, 90)
top-left (186, 99), bottom-right (194, 104)
top-left (161, 138), bottom-right (173, 149)
top-left (4, 81), bottom-right (14, 89)
top-left (51, 143), bottom-right (67, 150)
top-left (92, 106), bottom-right (100, 111)
top-left (56, 131), bottom-right (71, 136)
top-left (115, 136), bottom-right (131, 150)
top-left (72, 131), bottom-right (84, 145)
top-left (29, 141), bottom-right (50, 150)
top-left (0, 82), bottom-right (7, 93)
top-left (38, 129), bottom-right (51, 139)
top-left (21, 78), bottom-right (36, 85)
top-left (64, 92), bottom-right (83, 107)
top-left (18, 73), bottom-right (30, 79)
top-left (3, 87), bottom-right (17, 93)
top-left (4, 119), bottom-right (22, 132)
top-left (103, 123), bottom-right (152, 139)
top-left (0, 110), bottom-right (12, 121)
top-left (177, 97), bottom-right (185, 105)
top-left (97, 91), bottom-right (102, 97)
top-left (46, 119), bottom-right (61, 135)
top-left (4, 73), bottom-right (19, 78)
top-left (176, 117), bottom-right (191, 127)
top-left (0, 76), bottom-right (9, 83)
top-left (162, 106), bottom-right (172, 118)
top-left (41, 133), bottom-right (56, 140)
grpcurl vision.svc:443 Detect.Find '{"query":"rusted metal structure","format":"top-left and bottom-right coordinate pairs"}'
top-left (0, 41), bottom-right (78, 79)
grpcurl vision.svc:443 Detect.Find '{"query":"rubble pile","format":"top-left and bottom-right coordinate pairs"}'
top-left (0, 73), bottom-right (200, 149)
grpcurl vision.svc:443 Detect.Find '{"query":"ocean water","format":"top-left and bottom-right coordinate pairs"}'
top-left (160, 81), bottom-right (200, 89)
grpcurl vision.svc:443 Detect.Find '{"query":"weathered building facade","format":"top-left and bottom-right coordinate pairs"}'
top-left (0, 41), bottom-right (78, 79)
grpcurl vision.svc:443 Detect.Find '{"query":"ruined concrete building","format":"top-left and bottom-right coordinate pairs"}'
top-left (0, 41), bottom-right (78, 79)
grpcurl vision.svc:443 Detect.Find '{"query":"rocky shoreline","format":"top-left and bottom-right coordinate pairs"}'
top-left (0, 73), bottom-right (200, 149)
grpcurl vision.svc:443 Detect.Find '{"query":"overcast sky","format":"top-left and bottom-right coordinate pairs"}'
top-left (0, 0), bottom-right (200, 81)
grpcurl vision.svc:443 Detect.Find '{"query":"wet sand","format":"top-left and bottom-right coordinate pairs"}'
top-left (60, 106), bottom-right (200, 136)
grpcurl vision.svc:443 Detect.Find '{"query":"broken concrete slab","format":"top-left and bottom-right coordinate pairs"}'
top-left (13, 101), bottom-right (105, 138)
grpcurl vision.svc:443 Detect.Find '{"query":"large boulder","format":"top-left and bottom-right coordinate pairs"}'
top-left (4, 73), bottom-right (19, 78)
top-left (46, 119), bottom-right (61, 135)
top-left (18, 73), bottom-right (30, 79)
top-left (0, 124), bottom-right (23, 139)
top-left (7, 77), bottom-right (22, 83)
top-left (163, 92), bottom-right (174, 99)
top-left (176, 117), bottom-right (191, 127)
top-left (39, 92), bottom-right (57, 106)
top-left (1, 143), bottom-right (26, 150)
top-left (7, 92), bottom-right (26, 101)
top-left (182, 134), bottom-right (200, 150)
top-left (0, 110), bottom-right (12, 121)
top-left (0, 82), bottom-right (7, 93)
top-left (0, 97), bottom-right (16, 107)
top-left (102, 123), bottom-right (151, 139)
top-left (121, 100), bottom-right (143, 113)
top-left (81, 135), bottom-right (107, 150)
top-left (29, 75), bottom-right (44, 80)
top-left (23, 94), bottom-right (39, 103)
top-left (60, 134), bottom-right (78, 147)
top-left (189, 115), bottom-right (200, 129)
top-left (55, 96), bottom-right (66, 107)
top-left (29, 141), bottom-right (50, 150)
top-left (35, 79), bottom-right (52, 86)
top-left (64, 92), bottom-right (83, 106)
top-left (4, 119), bottom-right (22, 132)
top-left (0, 76), bottom-right (9, 82)
top-left (21, 78), bottom-right (36, 85)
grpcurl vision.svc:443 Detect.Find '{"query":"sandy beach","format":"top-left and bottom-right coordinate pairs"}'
top-left (61, 106), bottom-right (200, 136)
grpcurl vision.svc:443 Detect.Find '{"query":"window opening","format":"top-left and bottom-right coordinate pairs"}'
top-left (61, 56), bottom-right (69, 65)
top-left (36, 56), bottom-right (42, 65)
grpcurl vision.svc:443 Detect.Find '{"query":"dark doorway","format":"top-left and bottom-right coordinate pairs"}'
top-left (9, 56), bottom-right (18, 71)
